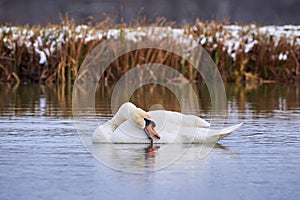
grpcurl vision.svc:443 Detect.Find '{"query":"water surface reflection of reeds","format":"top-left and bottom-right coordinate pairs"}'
top-left (0, 83), bottom-right (299, 118)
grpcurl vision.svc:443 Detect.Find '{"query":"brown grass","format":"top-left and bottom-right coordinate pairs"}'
top-left (0, 17), bottom-right (299, 84)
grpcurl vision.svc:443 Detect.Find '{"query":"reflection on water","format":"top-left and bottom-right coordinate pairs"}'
top-left (0, 84), bottom-right (73, 117)
top-left (0, 83), bottom-right (300, 199)
top-left (91, 143), bottom-right (231, 173)
top-left (226, 83), bottom-right (300, 115)
top-left (91, 143), bottom-right (161, 172)
top-left (1, 83), bottom-right (299, 117)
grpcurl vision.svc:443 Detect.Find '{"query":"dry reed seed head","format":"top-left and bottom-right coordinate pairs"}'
top-left (0, 20), bottom-right (300, 84)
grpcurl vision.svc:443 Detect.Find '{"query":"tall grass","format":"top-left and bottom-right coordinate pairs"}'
top-left (185, 20), bottom-right (300, 83)
top-left (0, 17), bottom-right (299, 84)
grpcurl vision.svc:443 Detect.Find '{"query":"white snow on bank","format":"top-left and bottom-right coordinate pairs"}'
top-left (279, 52), bottom-right (288, 61)
top-left (0, 24), bottom-right (299, 64)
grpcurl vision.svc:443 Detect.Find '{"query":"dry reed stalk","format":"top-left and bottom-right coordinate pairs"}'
top-left (1, 18), bottom-right (299, 84)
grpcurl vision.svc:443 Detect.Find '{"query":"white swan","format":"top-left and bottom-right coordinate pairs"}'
top-left (92, 102), bottom-right (242, 144)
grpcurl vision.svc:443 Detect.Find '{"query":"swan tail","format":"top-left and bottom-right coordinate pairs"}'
top-left (219, 123), bottom-right (243, 137)
top-left (205, 123), bottom-right (243, 142)
top-left (217, 123), bottom-right (243, 140)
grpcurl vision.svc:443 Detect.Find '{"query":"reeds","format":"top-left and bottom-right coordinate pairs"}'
top-left (185, 20), bottom-right (300, 83)
top-left (0, 18), bottom-right (299, 84)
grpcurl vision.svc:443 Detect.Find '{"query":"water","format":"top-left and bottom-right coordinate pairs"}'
top-left (1, 83), bottom-right (300, 200)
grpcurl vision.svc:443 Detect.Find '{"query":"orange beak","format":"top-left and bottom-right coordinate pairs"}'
top-left (146, 123), bottom-right (160, 139)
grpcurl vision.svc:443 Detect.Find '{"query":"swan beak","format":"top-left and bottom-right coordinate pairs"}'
top-left (145, 123), bottom-right (160, 139)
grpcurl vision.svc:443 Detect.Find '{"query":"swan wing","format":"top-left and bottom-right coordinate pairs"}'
top-left (148, 110), bottom-right (210, 128)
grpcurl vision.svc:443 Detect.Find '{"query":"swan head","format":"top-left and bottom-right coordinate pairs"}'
top-left (130, 108), bottom-right (160, 140)
top-left (144, 118), bottom-right (160, 140)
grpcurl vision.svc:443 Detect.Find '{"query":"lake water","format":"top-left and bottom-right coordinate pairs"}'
top-left (0, 83), bottom-right (300, 200)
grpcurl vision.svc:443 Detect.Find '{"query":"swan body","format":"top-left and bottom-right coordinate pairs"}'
top-left (92, 102), bottom-right (242, 144)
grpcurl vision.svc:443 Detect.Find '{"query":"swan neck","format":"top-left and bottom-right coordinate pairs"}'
top-left (111, 102), bottom-right (136, 127)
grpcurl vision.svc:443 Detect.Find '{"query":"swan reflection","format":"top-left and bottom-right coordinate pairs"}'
top-left (91, 142), bottom-right (228, 172)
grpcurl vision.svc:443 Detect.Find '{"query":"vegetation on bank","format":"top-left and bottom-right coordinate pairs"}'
top-left (0, 18), bottom-right (299, 84)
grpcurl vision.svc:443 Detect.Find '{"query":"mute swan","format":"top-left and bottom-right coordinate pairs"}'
top-left (92, 102), bottom-right (242, 144)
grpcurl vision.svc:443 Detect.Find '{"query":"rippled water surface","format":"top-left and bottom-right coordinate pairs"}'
top-left (0, 83), bottom-right (300, 200)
